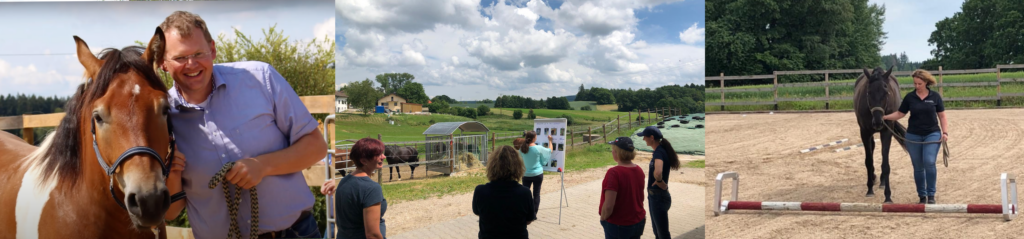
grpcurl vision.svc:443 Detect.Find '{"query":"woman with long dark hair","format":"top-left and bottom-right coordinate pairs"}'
top-left (519, 130), bottom-right (552, 217)
top-left (636, 126), bottom-right (680, 239)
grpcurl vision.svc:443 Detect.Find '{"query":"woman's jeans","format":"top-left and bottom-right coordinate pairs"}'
top-left (906, 131), bottom-right (941, 197)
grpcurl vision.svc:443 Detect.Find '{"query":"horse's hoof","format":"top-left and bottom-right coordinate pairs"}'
top-left (866, 192), bottom-right (875, 197)
top-left (884, 200), bottom-right (894, 204)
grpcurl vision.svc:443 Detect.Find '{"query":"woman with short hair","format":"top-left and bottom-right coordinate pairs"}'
top-left (334, 138), bottom-right (388, 239)
top-left (600, 137), bottom-right (647, 239)
top-left (473, 145), bottom-right (535, 239)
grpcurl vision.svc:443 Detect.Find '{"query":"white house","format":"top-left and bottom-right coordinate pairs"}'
top-left (335, 90), bottom-right (349, 113)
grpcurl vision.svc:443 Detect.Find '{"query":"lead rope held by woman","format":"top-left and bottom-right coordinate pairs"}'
top-left (208, 161), bottom-right (260, 239)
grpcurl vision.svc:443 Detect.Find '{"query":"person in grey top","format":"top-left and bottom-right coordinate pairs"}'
top-left (159, 11), bottom-right (327, 239)
top-left (334, 138), bottom-right (388, 239)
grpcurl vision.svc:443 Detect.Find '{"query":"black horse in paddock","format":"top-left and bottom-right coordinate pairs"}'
top-left (384, 145), bottom-right (420, 181)
top-left (853, 66), bottom-right (908, 203)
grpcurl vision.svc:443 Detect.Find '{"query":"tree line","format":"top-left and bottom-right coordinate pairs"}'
top-left (0, 94), bottom-right (71, 140)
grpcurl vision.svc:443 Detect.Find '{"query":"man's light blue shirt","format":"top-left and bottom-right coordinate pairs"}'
top-left (168, 61), bottom-right (319, 239)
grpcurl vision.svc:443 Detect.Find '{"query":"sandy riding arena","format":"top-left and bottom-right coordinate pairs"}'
top-left (705, 109), bottom-right (1023, 238)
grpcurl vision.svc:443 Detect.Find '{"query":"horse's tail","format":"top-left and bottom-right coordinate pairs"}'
top-left (892, 121), bottom-right (908, 151)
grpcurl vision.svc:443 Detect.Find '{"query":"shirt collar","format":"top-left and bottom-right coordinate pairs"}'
top-left (169, 66), bottom-right (225, 112)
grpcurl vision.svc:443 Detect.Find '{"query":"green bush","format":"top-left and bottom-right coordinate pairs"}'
top-left (528, 109), bottom-right (536, 119)
top-left (513, 110), bottom-right (524, 119)
top-left (580, 105), bottom-right (593, 111)
top-left (477, 105), bottom-right (490, 116)
top-left (561, 114), bottom-right (575, 126)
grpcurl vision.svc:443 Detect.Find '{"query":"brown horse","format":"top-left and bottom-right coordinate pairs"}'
top-left (0, 28), bottom-right (175, 238)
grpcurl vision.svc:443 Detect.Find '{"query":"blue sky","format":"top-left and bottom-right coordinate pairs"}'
top-left (0, 0), bottom-right (333, 97)
top-left (336, 0), bottom-right (705, 101)
top-left (868, 0), bottom-right (965, 62)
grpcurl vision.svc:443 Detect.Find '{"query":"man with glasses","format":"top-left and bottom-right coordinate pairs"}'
top-left (157, 11), bottom-right (327, 239)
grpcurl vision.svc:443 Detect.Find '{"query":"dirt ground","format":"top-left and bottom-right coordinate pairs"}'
top-left (383, 152), bottom-right (705, 235)
top-left (705, 109), bottom-right (1024, 239)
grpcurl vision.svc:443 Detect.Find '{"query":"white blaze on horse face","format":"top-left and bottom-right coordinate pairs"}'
top-left (15, 156), bottom-right (60, 238)
top-left (133, 84), bottom-right (140, 96)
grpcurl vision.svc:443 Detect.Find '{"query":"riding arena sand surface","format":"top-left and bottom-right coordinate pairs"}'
top-left (705, 109), bottom-right (1023, 239)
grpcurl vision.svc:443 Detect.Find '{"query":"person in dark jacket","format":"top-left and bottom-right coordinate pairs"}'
top-left (473, 145), bottom-right (534, 239)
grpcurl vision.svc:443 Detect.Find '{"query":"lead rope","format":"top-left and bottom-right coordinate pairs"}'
top-left (208, 162), bottom-right (260, 239)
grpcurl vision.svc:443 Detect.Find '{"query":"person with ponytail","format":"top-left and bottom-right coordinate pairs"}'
top-left (519, 131), bottom-right (552, 217)
top-left (636, 126), bottom-right (680, 239)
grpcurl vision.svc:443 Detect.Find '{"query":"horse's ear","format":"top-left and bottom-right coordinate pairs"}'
top-left (884, 65), bottom-right (894, 78)
top-left (863, 68), bottom-right (872, 78)
top-left (74, 36), bottom-right (103, 79)
top-left (142, 26), bottom-right (165, 70)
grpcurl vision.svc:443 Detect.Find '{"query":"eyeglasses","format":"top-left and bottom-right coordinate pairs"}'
top-left (166, 51), bottom-right (209, 65)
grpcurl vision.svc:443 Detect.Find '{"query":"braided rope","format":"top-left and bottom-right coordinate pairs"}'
top-left (208, 162), bottom-right (260, 239)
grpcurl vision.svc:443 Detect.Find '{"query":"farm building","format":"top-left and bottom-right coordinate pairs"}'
top-left (378, 93), bottom-right (407, 112)
top-left (335, 90), bottom-right (349, 113)
top-left (401, 103), bottom-right (423, 114)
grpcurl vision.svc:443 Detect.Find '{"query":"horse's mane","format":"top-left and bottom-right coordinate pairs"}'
top-left (34, 46), bottom-right (167, 188)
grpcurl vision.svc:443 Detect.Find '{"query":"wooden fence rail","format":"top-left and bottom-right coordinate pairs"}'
top-left (706, 65), bottom-right (1024, 110)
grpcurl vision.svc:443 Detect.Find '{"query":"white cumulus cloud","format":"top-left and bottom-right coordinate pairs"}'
top-left (679, 22), bottom-right (704, 44)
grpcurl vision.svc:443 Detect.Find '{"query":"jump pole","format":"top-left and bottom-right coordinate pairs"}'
top-left (713, 172), bottom-right (1017, 221)
top-left (799, 139), bottom-right (848, 153)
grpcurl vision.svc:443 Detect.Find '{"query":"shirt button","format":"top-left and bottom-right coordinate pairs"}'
top-left (222, 154), bottom-right (226, 158)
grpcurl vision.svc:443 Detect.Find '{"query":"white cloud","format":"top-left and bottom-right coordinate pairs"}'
top-left (579, 30), bottom-right (649, 74)
top-left (679, 22), bottom-right (704, 44)
top-left (0, 59), bottom-right (82, 95)
top-left (337, 0), bottom-right (484, 34)
top-left (553, 1), bottom-right (637, 36)
top-left (336, 0), bottom-right (704, 97)
top-left (461, 28), bottom-right (577, 71)
top-left (314, 17), bottom-right (335, 40)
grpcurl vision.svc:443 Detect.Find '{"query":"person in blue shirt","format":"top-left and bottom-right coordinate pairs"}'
top-left (519, 131), bottom-right (552, 217)
top-left (159, 11), bottom-right (327, 239)
top-left (883, 69), bottom-right (949, 204)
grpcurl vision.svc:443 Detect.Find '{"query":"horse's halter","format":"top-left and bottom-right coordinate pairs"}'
top-left (91, 114), bottom-right (177, 210)
top-left (866, 76), bottom-right (897, 130)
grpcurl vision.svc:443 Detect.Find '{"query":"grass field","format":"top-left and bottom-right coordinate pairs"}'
top-left (596, 104), bottom-right (619, 111)
top-left (706, 72), bottom-right (1024, 111)
top-left (378, 124), bottom-right (704, 203)
top-left (494, 108), bottom-right (666, 122)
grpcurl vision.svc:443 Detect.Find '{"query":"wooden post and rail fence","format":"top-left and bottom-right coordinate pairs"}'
top-left (706, 65), bottom-right (1024, 111)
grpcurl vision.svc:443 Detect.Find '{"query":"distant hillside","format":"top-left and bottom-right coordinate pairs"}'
top-left (565, 95), bottom-right (576, 101)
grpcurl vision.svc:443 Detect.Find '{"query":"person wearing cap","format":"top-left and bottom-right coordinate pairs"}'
top-left (637, 126), bottom-right (680, 239)
top-left (599, 137), bottom-right (647, 239)
top-left (519, 131), bottom-right (553, 217)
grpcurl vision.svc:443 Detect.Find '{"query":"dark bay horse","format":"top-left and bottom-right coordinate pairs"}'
top-left (853, 66), bottom-right (907, 203)
top-left (0, 29), bottom-right (175, 238)
top-left (384, 145), bottom-right (420, 181)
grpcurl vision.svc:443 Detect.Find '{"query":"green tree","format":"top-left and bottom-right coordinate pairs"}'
top-left (432, 95), bottom-right (458, 104)
top-left (528, 109), bottom-right (536, 119)
top-left (397, 82), bottom-right (429, 104)
top-left (926, 0), bottom-right (1024, 69)
top-left (707, 0), bottom-right (886, 84)
top-left (513, 109), bottom-right (524, 119)
top-left (425, 100), bottom-right (449, 113)
top-left (345, 79), bottom-right (384, 114)
top-left (477, 105), bottom-right (490, 116)
top-left (375, 73), bottom-right (415, 94)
